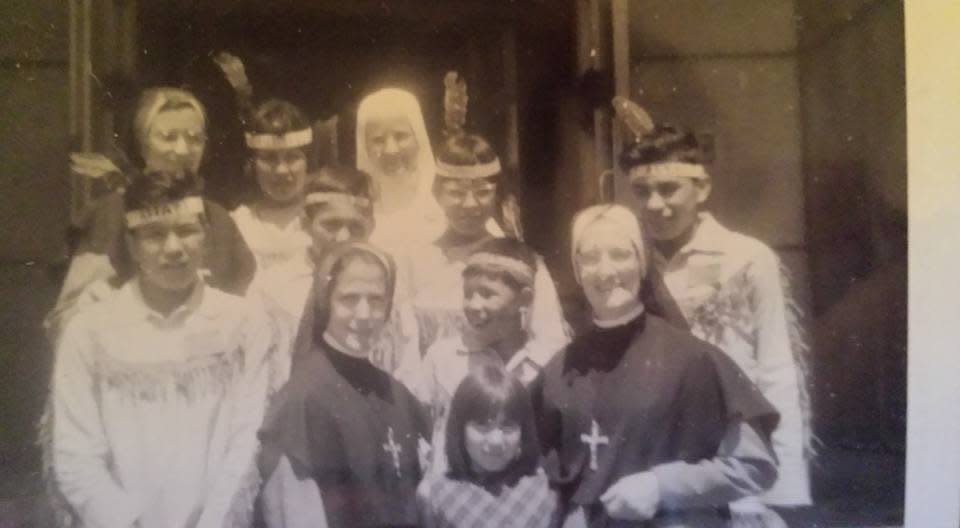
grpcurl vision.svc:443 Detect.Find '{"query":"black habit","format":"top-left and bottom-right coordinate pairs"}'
top-left (259, 339), bottom-right (431, 528)
top-left (536, 312), bottom-right (778, 527)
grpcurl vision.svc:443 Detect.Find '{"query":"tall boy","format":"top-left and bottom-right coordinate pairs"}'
top-left (50, 171), bottom-right (273, 528)
top-left (620, 124), bottom-right (811, 517)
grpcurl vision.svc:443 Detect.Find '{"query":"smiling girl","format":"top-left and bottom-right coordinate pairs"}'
top-left (231, 99), bottom-right (316, 274)
top-left (417, 363), bottom-right (559, 528)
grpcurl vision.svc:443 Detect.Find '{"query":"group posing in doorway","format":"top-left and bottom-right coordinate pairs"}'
top-left (44, 57), bottom-right (811, 528)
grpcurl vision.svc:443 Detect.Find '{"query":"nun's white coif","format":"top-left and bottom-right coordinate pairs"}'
top-left (356, 88), bottom-right (445, 251)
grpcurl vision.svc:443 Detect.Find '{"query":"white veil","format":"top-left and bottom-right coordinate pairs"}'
top-left (356, 89), bottom-right (445, 251)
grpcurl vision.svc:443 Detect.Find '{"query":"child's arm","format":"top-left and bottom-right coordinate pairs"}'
top-left (52, 318), bottom-right (143, 528)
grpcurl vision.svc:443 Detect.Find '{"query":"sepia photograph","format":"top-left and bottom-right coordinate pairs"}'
top-left (0, 1), bottom-right (920, 527)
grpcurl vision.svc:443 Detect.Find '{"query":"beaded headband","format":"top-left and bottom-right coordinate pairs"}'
top-left (125, 196), bottom-right (204, 228)
top-left (629, 161), bottom-right (708, 181)
top-left (464, 251), bottom-right (535, 287)
top-left (245, 128), bottom-right (313, 150)
top-left (305, 192), bottom-right (372, 210)
top-left (436, 158), bottom-right (502, 180)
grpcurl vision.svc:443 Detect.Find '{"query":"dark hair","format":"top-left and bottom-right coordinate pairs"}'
top-left (618, 124), bottom-right (703, 170)
top-left (302, 165), bottom-right (376, 220)
top-left (123, 169), bottom-right (203, 216)
top-left (462, 237), bottom-right (537, 292)
top-left (433, 133), bottom-right (501, 186)
top-left (445, 362), bottom-right (541, 483)
top-left (247, 99), bottom-right (319, 171)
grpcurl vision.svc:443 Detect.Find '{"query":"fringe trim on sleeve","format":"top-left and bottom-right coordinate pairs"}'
top-left (778, 261), bottom-right (819, 460)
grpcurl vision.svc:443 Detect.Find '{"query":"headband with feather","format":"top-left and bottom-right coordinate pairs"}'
top-left (599, 97), bottom-right (658, 202)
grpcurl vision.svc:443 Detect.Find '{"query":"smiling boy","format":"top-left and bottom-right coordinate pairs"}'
top-left (621, 124), bottom-right (810, 518)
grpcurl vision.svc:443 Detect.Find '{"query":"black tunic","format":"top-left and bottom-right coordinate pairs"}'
top-left (259, 340), bottom-right (431, 527)
top-left (535, 312), bottom-right (778, 527)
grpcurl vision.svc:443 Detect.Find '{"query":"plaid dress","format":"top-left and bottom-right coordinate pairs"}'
top-left (418, 469), bottom-right (559, 528)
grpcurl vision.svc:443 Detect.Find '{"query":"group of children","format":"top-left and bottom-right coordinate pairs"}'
top-left (45, 75), bottom-right (810, 528)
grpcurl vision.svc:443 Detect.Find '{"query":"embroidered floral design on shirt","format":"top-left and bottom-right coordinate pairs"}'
top-left (686, 266), bottom-right (755, 346)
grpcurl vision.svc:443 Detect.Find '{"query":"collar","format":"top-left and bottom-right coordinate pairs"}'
top-left (322, 330), bottom-right (367, 360)
top-left (593, 302), bottom-right (645, 328)
top-left (456, 335), bottom-right (538, 372)
top-left (117, 278), bottom-right (210, 326)
top-left (654, 212), bottom-right (729, 265)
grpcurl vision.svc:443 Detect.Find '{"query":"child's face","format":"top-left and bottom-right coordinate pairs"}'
top-left (304, 203), bottom-right (372, 260)
top-left (434, 178), bottom-right (497, 237)
top-left (128, 215), bottom-right (206, 292)
top-left (324, 258), bottom-right (389, 358)
top-left (465, 417), bottom-right (522, 473)
top-left (462, 272), bottom-right (527, 345)
top-left (629, 166), bottom-right (708, 242)
top-left (253, 147), bottom-right (309, 205)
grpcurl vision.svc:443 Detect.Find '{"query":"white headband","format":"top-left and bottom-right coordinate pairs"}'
top-left (630, 161), bottom-right (709, 181)
top-left (305, 192), bottom-right (372, 210)
top-left (436, 158), bottom-right (502, 180)
top-left (125, 196), bottom-right (204, 228)
top-left (464, 252), bottom-right (535, 287)
top-left (245, 128), bottom-right (313, 150)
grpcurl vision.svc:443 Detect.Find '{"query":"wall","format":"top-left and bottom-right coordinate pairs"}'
top-left (625, 0), bottom-right (809, 301)
top-left (797, 0), bottom-right (906, 501)
top-left (0, 0), bottom-right (70, 492)
top-left (625, 0), bottom-right (906, 516)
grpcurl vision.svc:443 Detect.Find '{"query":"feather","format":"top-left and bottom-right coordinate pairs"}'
top-left (443, 71), bottom-right (469, 137)
top-left (612, 96), bottom-right (655, 142)
top-left (499, 192), bottom-right (524, 241)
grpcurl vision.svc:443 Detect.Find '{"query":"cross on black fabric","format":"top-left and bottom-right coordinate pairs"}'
top-left (580, 419), bottom-right (609, 471)
top-left (383, 426), bottom-right (403, 477)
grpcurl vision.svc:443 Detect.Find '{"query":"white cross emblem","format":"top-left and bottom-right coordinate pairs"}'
top-left (580, 419), bottom-right (609, 471)
top-left (383, 427), bottom-right (403, 477)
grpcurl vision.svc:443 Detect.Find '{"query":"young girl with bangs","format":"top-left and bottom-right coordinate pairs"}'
top-left (417, 362), bottom-right (559, 528)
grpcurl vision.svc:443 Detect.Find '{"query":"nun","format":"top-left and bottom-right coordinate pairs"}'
top-left (536, 204), bottom-right (781, 527)
top-left (258, 241), bottom-right (431, 528)
top-left (355, 87), bottom-right (446, 255)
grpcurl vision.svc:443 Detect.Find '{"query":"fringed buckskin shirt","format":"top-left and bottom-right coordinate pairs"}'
top-left (51, 281), bottom-right (274, 528)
